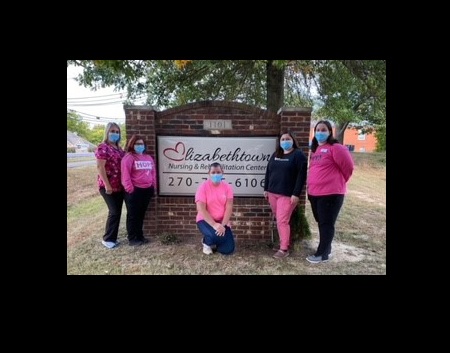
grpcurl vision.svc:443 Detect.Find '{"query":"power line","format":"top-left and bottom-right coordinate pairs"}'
top-left (67, 92), bottom-right (127, 100)
top-left (67, 101), bottom-right (126, 106)
top-left (67, 109), bottom-right (124, 122)
top-left (66, 94), bottom-right (147, 106)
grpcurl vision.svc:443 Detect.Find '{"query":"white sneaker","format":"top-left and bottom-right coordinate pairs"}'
top-left (202, 243), bottom-right (213, 255)
top-left (102, 240), bottom-right (117, 249)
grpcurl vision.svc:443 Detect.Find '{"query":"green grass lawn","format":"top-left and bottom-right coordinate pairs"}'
top-left (67, 152), bottom-right (386, 275)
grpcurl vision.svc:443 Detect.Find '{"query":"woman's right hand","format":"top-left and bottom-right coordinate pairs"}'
top-left (263, 191), bottom-right (268, 199)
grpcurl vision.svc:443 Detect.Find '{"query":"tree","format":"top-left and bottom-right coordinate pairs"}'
top-left (84, 123), bottom-right (127, 146)
top-left (375, 125), bottom-right (386, 151)
top-left (67, 60), bottom-right (316, 113)
top-left (67, 110), bottom-right (90, 140)
top-left (67, 60), bottom-right (385, 125)
top-left (86, 124), bottom-right (105, 146)
top-left (67, 65), bottom-right (387, 164)
top-left (311, 60), bottom-right (386, 145)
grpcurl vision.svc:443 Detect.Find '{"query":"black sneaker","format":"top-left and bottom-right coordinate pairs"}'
top-left (138, 237), bottom-right (149, 244)
top-left (129, 239), bottom-right (143, 246)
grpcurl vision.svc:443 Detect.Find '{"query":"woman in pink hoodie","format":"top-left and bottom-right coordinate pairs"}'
top-left (121, 135), bottom-right (157, 246)
top-left (306, 120), bottom-right (354, 264)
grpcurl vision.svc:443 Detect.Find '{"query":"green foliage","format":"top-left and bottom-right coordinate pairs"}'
top-left (86, 125), bottom-right (105, 146)
top-left (375, 125), bottom-right (386, 151)
top-left (68, 60), bottom-right (386, 130)
top-left (67, 147), bottom-right (76, 153)
top-left (68, 60), bottom-right (295, 110)
top-left (80, 123), bottom-right (126, 147)
top-left (313, 60), bottom-right (386, 132)
top-left (159, 232), bottom-right (181, 245)
top-left (269, 207), bottom-right (311, 251)
top-left (118, 122), bottom-right (127, 141)
top-left (146, 60), bottom-right (270, 109)
top-left (67, 111), bottom-right (90, 140)
top-left (290, 206), bottom-right (311, 243)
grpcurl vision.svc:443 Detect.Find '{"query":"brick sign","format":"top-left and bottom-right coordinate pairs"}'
top-left (157, 136), bottom-right (276, 196)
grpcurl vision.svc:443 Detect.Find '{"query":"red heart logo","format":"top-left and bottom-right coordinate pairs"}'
top-left (163, 142), bottom-right (186, 161)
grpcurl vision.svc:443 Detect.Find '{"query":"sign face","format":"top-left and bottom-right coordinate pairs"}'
top-left (157, 136), bottom-right (276, 196)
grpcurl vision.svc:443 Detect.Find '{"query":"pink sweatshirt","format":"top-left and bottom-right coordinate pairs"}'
top-left (121, 152), bottom-right (157, 193)
top-left (307, 143), bottom-right (354, 196)
top-left (195, 180), bottom-right (234, 223)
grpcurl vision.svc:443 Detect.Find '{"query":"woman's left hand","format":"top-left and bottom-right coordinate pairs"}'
top-left (290, 195), bottom-right (299, 205)
top-left (214, 223), bottom-right (226, 236)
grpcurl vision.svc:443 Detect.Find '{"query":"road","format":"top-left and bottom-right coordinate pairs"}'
top-left (67, 152), bottom-right (96, 168)
top-left (67, 152), bottom-right (95, 158)
top-left (67, 160), bottom-right (97, 168)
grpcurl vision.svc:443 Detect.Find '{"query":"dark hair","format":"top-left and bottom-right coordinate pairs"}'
top-left (209, 162), bottom-right (223, 172)
top-left (275, 130), bottom-right (299, 158)
top-left (125, 134), bottom-right (146, 153)
top-left (310, 120), bottom-right (339, 152)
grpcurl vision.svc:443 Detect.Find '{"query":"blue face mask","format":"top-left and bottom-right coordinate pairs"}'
top-left (280, 141), bottom-right (293, 151)
top-left (211, 174), bottom-right (223, 183)
top-left (134, 145), bottom-right (145, 154)
top-left (109, 132), bottom-right (120, 143)
top-left (315, 132), bottom-right (329, 143)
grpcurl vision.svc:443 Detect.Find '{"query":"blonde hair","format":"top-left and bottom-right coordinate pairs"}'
top-left (102, 122), bottom-right (121, 145)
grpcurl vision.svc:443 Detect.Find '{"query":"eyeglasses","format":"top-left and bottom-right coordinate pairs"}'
top-left (110, 130), bottom-right (120, 133)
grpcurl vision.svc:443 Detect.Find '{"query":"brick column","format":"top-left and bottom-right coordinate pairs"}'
top-left (124, 105), bottom-right (157, 237)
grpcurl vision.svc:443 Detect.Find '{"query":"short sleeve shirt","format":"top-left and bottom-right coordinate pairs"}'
top-left (95, 142), bottom-right (125, 191)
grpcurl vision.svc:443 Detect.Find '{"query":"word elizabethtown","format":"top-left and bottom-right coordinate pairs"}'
top-left (184, 147), bottom-right (270, 162)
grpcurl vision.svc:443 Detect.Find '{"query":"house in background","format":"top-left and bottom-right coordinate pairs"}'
top-left (309, 122), bottom-right (378, 152)
top-left (67, 131), bottom-right (97, 152)
top-left (343, 127), bottom-right (377, 152)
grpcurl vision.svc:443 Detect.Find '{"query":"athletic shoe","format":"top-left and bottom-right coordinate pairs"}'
top-left (273, 250), bottom-right (289, 258)
top-left (306, 255), bottom-right (329, 264)
top-left (129, 239), bottom-right (144, 246)
top-left (102, 240), bottom-right (117, 249)
top-left (202, 243), bottom-right (213, 255)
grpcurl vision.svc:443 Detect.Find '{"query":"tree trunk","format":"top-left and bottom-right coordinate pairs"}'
top-left (334, 121), bottom-right (350, 144)
top-left (266, 61), bottom-right (285, 113)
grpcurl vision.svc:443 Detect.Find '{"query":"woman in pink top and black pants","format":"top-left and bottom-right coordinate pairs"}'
top-left (95, 122), bottom-right (125, 249)
top-left (121, 135), bottom-right (157, 246)
top-left (306, 120), bottom-right (354, 264)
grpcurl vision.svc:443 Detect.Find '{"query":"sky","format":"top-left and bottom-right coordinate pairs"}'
top-left (67, 65), bottom-right (147, 126)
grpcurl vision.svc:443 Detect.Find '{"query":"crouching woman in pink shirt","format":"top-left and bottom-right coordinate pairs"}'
top-left (195, 162), bottom-right (235, 255)
top-left (121, 135), bottom-right (157, 246)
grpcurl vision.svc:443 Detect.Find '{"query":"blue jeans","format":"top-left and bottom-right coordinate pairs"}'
top-left (196, 220), bottom-right (235, 255)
